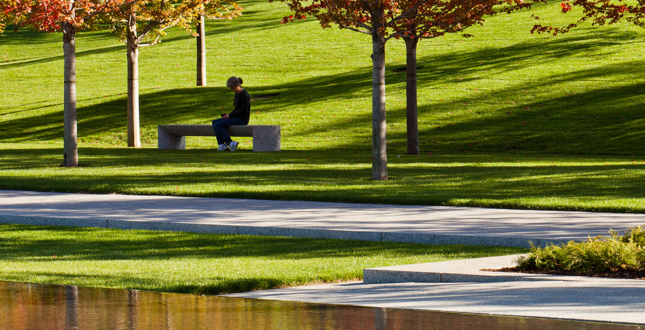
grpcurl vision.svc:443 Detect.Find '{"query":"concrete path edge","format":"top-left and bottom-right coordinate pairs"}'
top-left (362, 254), bottom-right (604, 284)
top-left (0, 214), bottom-right (564, 248)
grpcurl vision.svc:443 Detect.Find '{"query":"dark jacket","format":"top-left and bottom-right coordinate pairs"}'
top-left (229, 89), bottom-right (251, 124)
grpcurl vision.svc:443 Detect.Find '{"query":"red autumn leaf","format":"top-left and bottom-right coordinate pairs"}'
top-left (560, 2), bottom-right (572, 13)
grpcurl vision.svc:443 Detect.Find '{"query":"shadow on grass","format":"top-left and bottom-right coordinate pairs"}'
top-left (410, 77), bottom-right (645, 155)
top-left (0, 6), bottom-right (296, 70)
top-left (0, 26), bottom-right (61, 46)
top-left (411, 27), bottom-right (643, 79)
top-left (0, 223), bottom-right (511, 261)
top-left (0, 29), bottom-right (126, 69)
top-left (0, 148), bottom-right (644, 212)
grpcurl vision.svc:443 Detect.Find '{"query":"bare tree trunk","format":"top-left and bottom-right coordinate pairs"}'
top-left (196, 15), bottom-right (207, 86)
top-left (62, 22), bottom-right (78, 167)
top-left (126, 13), bottom-right (141, 148)
top-left (371, 20), bottom-right (388, 180)
top-left (404, 36), bottom-right (419, 155)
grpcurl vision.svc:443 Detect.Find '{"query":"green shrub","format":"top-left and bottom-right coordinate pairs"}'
top-left (620, 225), bottom-right (645, 246)
top-left (516, 226), bottom-right (645, 273)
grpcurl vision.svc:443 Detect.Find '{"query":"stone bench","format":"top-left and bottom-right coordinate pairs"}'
top-left (158, 124), bottom-right (280, 152)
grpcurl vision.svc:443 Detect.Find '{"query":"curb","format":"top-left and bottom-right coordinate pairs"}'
top-left (363, 255), bottom-right (604, 284)
top-left (0, 215), bottom-right (567, 248)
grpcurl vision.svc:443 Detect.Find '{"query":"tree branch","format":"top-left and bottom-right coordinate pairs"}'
top-left (84, 0), bottom-right (117, 21)
top-left (324, 0), bottom-right (373, 33)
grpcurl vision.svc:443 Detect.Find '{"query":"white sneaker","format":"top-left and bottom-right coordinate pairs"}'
top-left (218, 144), bottom-right (229, 151)
top-left (229, 141), bottom-right (239, 152)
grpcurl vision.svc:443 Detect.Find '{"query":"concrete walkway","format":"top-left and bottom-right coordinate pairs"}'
top-left (227, 255), bottom-right (645, 325)
top-left (226, 279), bottom-right (645, 325)
top-left (2, 189), bottom-right (645, 325)
top-left (1, 189), bottom-right (645, 248)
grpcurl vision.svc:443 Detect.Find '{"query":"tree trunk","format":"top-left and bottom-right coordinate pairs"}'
top-left (62, 22), bottom-right (78, 167)
top-left (196, 15), bottom-right (207, 86)
top-left (126, 13), bottom-right (141, 148)
top-left (404, 37), bottom-right (420, 155)
top-left (371, 30), bottom-right (388, 180)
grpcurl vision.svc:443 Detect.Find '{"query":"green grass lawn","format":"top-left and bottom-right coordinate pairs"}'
top-left (0, 0), bottom-right (644, 212)
top-left (1, 147), bottom-right (644, 212)
top-left (0, 224), bottom-right (524, 294)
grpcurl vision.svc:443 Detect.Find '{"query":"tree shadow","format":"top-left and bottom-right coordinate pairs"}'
top-left (0, 148), bottom-right (643, 211)
top-left (408, 58), bottom-right (645, 154)
top-left (0, 44), bottom-right (126, 70)
top-left (0, 223), bottom-right (518, 294)
top-left (0, 27), bottom-right (60, 46)
top-left (411, 27), bottom-right (643, 81)
top-left (0, 222), bottom-right (505, 261)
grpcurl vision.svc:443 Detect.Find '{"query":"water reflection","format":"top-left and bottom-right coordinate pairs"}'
top-left (66, 286), bottom-right (79, 330)
top-left (0, 281), bottom-right (641, 330)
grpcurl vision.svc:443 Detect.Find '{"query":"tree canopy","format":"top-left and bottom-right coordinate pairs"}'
top-left (1, 0), bottom-right (119, 32)
top-left (278, 0), bottom-right (526, 40)
top-left (107, 0), bottom-right (241, 45)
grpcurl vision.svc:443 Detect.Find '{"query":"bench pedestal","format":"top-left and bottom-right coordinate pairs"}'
top-left (158, 124), bottom-right (280, 152)
top-left (158, 128), bottom-right (186, 150)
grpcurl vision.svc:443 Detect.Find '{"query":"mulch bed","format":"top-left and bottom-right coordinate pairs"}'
top-left (487, 267), bottom-right (645, 280)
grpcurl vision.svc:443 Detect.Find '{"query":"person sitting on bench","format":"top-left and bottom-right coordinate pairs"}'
top-left (212, 76), bottom-right (251, 151)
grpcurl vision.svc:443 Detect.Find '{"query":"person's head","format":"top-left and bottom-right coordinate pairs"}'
top-left (226, 76), bottom-right (243, 92)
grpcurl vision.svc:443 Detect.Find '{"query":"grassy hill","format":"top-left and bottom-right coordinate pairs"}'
top-left (0, 0), bottom-right (644, 212)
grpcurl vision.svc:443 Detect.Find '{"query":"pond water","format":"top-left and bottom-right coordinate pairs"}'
top-left (0, 281), bottom-right (641, 330)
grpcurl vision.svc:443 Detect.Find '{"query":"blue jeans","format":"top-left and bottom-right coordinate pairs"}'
top-left (212, 117), bottom-right (247, 145)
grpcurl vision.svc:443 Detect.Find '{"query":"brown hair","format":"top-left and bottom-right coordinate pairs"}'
top-left (226, 76), bottom-right (243, 88)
